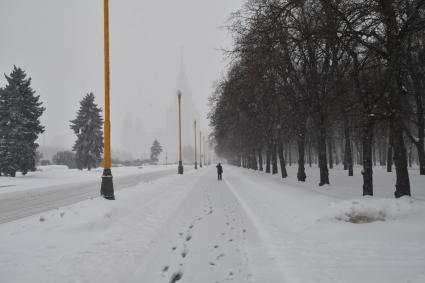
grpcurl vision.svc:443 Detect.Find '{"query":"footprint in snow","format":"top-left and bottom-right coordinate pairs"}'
top-left (162, 265), bottom-right (169, 274)
top-left (169, 271), bottom-right (183, 283)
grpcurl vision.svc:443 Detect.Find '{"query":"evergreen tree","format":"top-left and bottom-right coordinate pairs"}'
top-left (0, 66), bottom-right (45, 176)
top-left (150, 139), bottom-right (163, 163)
top-left (70, 93), bottom-right (103, 170)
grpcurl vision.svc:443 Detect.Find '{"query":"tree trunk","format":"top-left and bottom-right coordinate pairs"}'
top-left (418, 146), bottom-right (425, 175)
top-left (414, 96), bottom-right (425, 173)
top-left (344, 117), bottom-right (353, 176)
top-left (308, 138), bottom-right (312, 167)
top-left (342, 142), bottom-right (348, 170)
top-left (252, 149), bottom-right (258, 170)
top-left (266, 144), bottom-right (271, 173)
top-left (391, 118), bottom-right (411, 197)
top-left (272, 141), bottom-right (278, 174)
top-left (380, 0), bottom-right (410, 197)
top-left (318, 116), bottom-right (330, 186)
top-left (379, 135), bottom-right (387, 166)
top-left (328, 137), bottom-right (334, 169)
top-left (335, 143), bottom-right (340, 166)
top-left (258, 148), bottom-right (263, 171)
top-left (387, 124), bottom-right (393, 172)
top-left (288, 143), bottom-right (292, 166)
top-left (362, 121), bottom-right (374, 196)
top-left (278, 138), bottom-right (288, 178)
top-left (406, 40), bottom-right (425, 174)
top-left (297, 122), bottom-right (307, 181)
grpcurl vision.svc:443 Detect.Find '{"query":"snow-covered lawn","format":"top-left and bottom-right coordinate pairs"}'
top-left (0, 165), bottom-right (424, 283)
top-left (225, 166), bottom-right (425, 283)
top-left (0, 165), bottom-right (171, 194)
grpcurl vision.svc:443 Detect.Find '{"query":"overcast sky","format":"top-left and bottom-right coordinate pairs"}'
top-left (0, 0), bottom-right (243, 151)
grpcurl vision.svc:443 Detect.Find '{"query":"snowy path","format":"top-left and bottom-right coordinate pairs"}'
top-left (1, 165), bottom-right (424, 283)
top-left (130, 167), bottom-right (285, 283)
top-left (0, 169), bottom-right (175, 224)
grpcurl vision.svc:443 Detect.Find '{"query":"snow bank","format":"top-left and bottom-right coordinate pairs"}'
top-left (321, 196), bottom-right (421, 224)
top-left (37, 165), bottom-right (69, 171)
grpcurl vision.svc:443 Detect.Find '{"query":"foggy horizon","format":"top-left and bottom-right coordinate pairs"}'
top-left (0, 0), bottom-right (244, 159)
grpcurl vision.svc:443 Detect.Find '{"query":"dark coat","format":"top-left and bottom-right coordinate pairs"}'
top-left (216, 163), bottom-right (223, 174)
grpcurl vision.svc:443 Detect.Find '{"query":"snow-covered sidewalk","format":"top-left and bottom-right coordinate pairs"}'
top-left (0, 165), bottom-right (424, 283)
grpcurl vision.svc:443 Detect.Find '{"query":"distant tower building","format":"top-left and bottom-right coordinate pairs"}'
top-left (165, 55), bottom-right (200, 163)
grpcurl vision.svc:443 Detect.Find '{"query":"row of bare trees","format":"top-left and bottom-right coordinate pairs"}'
top-left (209, 0), bottom-right (425, 197)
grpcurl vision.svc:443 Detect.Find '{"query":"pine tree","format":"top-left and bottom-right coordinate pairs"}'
top-left (0, 66), bottom-right (45, 176)
top-left (70, 93), bottom-right (103, 170)
top-left (150, 139), bottom-right (163, 163)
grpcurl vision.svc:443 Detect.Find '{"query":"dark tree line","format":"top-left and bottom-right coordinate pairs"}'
top-left (209, 0), bottom-right (425, 197)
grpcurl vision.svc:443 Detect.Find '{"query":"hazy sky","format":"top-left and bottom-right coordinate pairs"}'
top-left (0, 0), bottom-right (243, 151)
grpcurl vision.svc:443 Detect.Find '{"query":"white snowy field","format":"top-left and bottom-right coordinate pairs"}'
top-left (0, 165), bottom-right (424, 283)
top-left (0, 165), bottom-right (171, 194)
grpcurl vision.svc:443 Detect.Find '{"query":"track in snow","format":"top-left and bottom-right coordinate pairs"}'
top-left (129, 167), bottom-right (284, 283)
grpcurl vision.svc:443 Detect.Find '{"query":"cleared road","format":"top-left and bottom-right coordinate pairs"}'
top-left (0, 169), bottom-right (176, 224)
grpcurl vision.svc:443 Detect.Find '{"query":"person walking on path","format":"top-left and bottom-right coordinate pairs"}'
top-left (216, 163), bottom-right (223, 180)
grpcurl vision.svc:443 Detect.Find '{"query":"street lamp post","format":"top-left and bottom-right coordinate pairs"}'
top-left (194, 120), bottom-right (198, 169)
top-left (177, 91), bottom-right (184, 174)
top-left (100, 0), bottom-right (114, 200)
top-left (199, 130), bottom-right (202, 168)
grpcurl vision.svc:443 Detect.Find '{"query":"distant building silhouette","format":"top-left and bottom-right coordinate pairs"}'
top-left (165, 56), bottom-right (200, 163)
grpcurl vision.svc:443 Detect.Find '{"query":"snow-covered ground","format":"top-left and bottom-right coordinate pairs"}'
top-left (0, 165), bottom-right (171, 194)
top-left (0, 165), bottom-right (424, 283)
top-left (0, 165), bottom-right (176, 224)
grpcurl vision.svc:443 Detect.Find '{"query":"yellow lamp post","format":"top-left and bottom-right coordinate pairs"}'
top-left (177, 91), bottom-right (184, 174)
top-left (100, 0), bottom-right (115, 200)
top-left (194, 120), bottom-right (198, 170)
